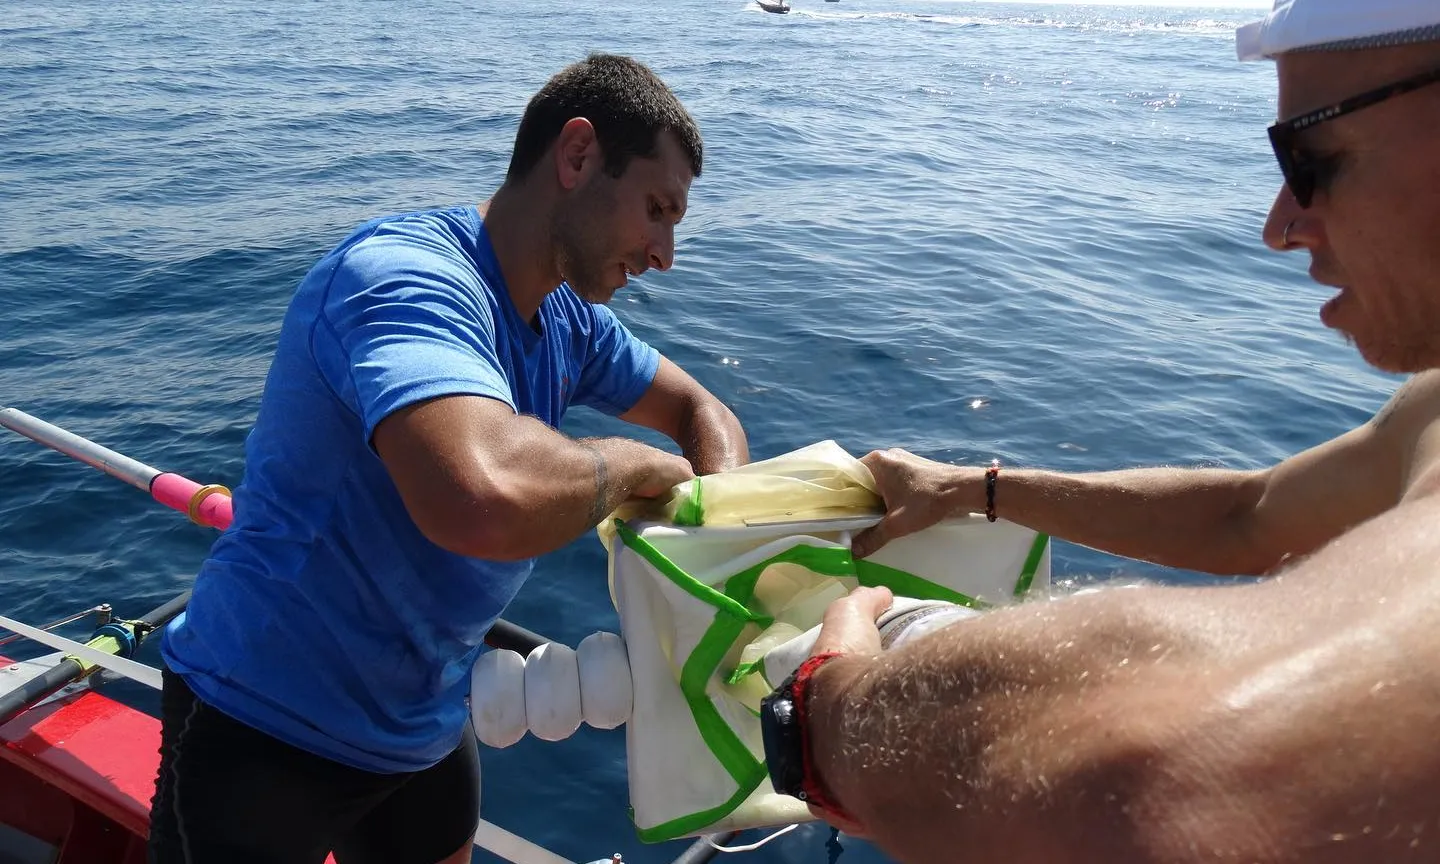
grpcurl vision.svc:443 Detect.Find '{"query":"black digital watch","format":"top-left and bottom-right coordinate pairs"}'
top-left (759, 668), bottom-right (807, 799)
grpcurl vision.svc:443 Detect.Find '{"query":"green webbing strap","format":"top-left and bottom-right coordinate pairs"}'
top-left (1014, 533), bottom-right (1050, 597)
top-left (672, 478), bottom-right (705, 526)
top-left (616, 521), bottom-right (769, 840)
top-left (724, 655), bottom-right (767, 687)
top-left (631, 776), bottom-right (767, 843)
top-left (614, 519), bottom-right (1046, 842)
top-left (613, 521), bottom-right (762, 623)
top-left (853, 556), bottom-right (989, 608)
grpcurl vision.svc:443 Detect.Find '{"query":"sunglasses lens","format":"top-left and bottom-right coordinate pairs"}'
top-left (1287, 160), bottom-right (1314, 208)
top-left (1270, 131), bottom-right (1313, 208)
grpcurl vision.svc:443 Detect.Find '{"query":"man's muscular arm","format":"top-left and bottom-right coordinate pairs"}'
top-left (805, 489), bottom-right (1440, 863)
top-left (374, 394), bottom-right (694, 560)
top-left (853, 372), bottom-right (1440, 574)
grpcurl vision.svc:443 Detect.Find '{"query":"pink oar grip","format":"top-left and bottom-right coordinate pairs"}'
top-left (150, 473), bottom-right (234, 530)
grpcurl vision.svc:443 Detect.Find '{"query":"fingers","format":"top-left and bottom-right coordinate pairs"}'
top-left (631, 453), bottom-right (696, 499)
top-left (669, 453), bottom-right (698, 483)
top-left (810, 585), bottom-right (893, 658)
top-left (857, 450), bottom-right (904, 551)
top-left (859, 447), bottom-right (906, 480)
top-left (850, 518), bottom-right (891, 559)
top-left (859, 448), bottom-right (925, 505)
top-left (653, 454), bottom-right (696, 489)
top-left (861, 447), bottom-right (921, 467)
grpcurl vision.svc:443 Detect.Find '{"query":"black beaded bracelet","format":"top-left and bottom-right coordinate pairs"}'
top-left (984, 460), bottom-right (1000, 523)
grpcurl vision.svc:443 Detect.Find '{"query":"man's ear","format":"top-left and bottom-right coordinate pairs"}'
top-left (553, 117), bottom-right (599, 191)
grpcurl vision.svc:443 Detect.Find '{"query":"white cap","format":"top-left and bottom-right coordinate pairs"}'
top-left (1236, 0), bottom-right (1440, 61)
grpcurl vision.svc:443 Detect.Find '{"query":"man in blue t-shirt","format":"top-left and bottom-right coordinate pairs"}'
top-left (147, 54), bottom-right (749, 864)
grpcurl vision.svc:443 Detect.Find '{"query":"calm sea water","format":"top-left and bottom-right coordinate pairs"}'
top-left (0, 0), bottom-right (1402, 861)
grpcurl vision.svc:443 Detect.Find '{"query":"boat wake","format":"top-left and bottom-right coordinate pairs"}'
top-left (752, 6), bottom-right (1238, 38)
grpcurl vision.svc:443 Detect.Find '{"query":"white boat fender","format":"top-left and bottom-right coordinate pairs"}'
top-left (470, 648), bottom-right (528, 748)
top-left (524, 642), bottom-right (583, 742)
top-left (471, 602), bottom-right (978, 749)
top-left (576, 631), bottom-right (631, 730)
top-left (472, 633), bottom-right (634, 747)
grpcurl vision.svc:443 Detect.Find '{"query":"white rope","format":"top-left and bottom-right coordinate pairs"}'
top-left (0, 614), bottom-right (161, 690)
top-left (704, 824), bottom-right (798, 852)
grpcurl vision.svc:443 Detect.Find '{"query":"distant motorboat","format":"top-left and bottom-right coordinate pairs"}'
top-left (756, 0), bottom-right (790, 12)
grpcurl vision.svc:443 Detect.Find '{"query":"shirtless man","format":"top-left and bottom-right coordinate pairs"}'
top-left (761, 3), bottom-right (1440, 861)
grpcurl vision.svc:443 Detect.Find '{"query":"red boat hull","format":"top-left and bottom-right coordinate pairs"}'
top-left (0, 681), bottom-right (153, 863)
top-left (0, 663), bottom-right (344, 863)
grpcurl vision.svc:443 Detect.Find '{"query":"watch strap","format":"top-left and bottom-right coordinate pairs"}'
top-left (790, 651), bottom-right (855, 821)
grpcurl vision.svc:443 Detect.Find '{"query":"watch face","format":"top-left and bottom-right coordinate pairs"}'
top-left (760, 689), bottom-right (805, 797)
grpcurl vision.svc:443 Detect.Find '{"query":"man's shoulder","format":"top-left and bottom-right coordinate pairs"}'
top-left (344, 206), bottom-right (480, 264)
top-left (319, 206), bottom-right (492, 300)
top-left (1370, 370), bottom-right (1440, 434)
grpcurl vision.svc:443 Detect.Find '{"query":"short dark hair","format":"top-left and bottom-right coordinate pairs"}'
top-left (505, 54), bottom-right (703, 182)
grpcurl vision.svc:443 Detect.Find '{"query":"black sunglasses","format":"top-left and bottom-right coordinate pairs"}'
top-left (1268, 65), bottom-right (1440, 208)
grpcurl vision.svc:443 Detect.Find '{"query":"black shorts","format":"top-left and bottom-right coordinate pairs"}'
top-left (148, 669), bottom-right (480, 864)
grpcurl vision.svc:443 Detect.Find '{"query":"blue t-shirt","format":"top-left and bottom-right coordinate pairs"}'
top-left (162, 205), bottom-right (659, 773)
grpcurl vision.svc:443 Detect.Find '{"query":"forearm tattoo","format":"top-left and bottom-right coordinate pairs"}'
top-left (583, 442), bottom-right (610, 527)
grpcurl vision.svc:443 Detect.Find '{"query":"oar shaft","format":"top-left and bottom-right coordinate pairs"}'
top-left (0, 658), bottom-right (84, 727)
top-left (0, 407), bottom-right (233, 529)
top-left (0, 408), bottom-right (159, 492)
top-left (138, 590), bottom-right (192, 633)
